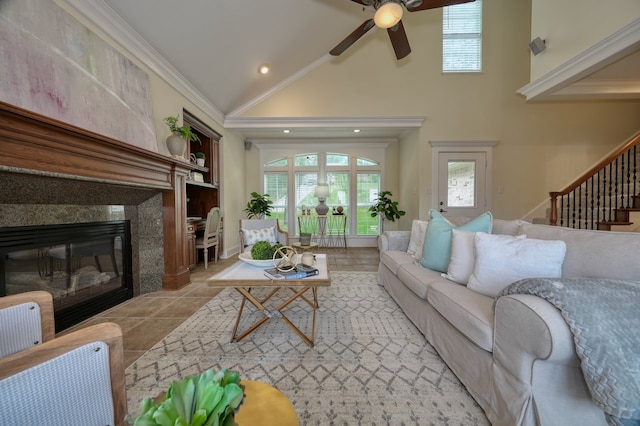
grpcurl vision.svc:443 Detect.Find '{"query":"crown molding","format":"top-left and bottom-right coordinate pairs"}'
top-left (517, 18), bottom-right (640, 101)
top-left (61, 0), bottom-right (225, 124)
top-left (224, 115), bottom-right (426, 129)
top-left (252, 139), bottom-right (396, 147)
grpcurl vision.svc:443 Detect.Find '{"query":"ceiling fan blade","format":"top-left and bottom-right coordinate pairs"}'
top-left (349, 0), bottom-right (374, 5)
top-left (387, 20), bottom-right (411, 60)
top-left (406, 0), bottom-right (475, 12)
top-left (330, 19), bottom-right (376, 56)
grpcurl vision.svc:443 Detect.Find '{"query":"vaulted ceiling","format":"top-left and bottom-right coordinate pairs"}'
top-left (66, 1), bottom-right (640, 139)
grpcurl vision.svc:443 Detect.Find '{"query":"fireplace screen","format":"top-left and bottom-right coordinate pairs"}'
top-left (0, 221), bottom-right (132, 331)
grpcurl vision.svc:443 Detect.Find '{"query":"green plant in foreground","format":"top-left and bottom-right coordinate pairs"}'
top-left (250, 241), bottom-right (283, 260)
top-left (131, 368), bottom-right (243, 426)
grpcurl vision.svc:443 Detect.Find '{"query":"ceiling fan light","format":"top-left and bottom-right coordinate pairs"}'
top-left (374, 2), bottom-right (403, 29)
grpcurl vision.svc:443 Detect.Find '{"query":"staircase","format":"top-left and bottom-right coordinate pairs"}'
top-left (549, 133), bottom-right (640, 231)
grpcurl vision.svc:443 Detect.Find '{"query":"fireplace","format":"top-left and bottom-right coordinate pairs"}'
top-left (0, 101), bottom-right (196, 330)
top-left (0, 221), bottom-right (133, 331)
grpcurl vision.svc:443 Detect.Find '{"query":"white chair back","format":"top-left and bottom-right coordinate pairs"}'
top-left (0, 302), bottom-right (43, 358)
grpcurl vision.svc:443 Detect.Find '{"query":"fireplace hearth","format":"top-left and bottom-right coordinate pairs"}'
top-left (0, 221), bottom-right (133, 331)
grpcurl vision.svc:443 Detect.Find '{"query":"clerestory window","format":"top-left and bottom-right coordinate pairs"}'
top-left (442, 0), bottom-right (482, 73)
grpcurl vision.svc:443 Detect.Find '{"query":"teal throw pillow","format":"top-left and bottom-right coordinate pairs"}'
top-left (420, 210), bottom-right (493, 272)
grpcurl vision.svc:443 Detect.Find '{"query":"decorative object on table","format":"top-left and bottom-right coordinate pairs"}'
top-left (194, 151), bottom-right (206, 166)
top-left (244, 192), bottom-right (273, 219)
top-left (301, 205), bottom-right (306, 215)
top-left (163, 114), bottom-right (201, 158)
top-left (299, 232), bottom-right (312, 246)
top-left (264, 262), bottom-right (319, 280)
top-left (129, 368), bottom-right (244, 426)
top-left (273, 245), bottom-right (298, 272)
top-left (238, 252), bottom-right (276, 267)
top-left (191, 172), bottom-right (204, 183)
top-left (314, 183), bottom-right (330, 215)
top-left (334, 205), bottom-right (344, 215)
top-left (250, 241), bottom-right (283, 261)
top-left (368, 190), bottom-right (405, 233)
top-left (301, 251), bottom-right (315, 266)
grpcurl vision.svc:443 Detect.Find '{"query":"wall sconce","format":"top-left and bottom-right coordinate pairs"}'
top-left (528, 37), bottom-right (546, 56)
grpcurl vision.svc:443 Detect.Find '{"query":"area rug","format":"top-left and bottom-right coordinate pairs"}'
top-left (125, 271), bottom-right (489, 425)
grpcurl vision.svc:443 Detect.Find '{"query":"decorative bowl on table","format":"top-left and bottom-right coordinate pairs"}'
top-left (238, 252), bottom-right (275, 267)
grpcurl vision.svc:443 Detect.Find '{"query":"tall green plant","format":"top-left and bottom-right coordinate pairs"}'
top-left (244, 192), bottom-right (273, 219)
top-left (368, 191), bottom-right (405, 231)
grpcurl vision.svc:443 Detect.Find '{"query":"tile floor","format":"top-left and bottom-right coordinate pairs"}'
top-left (63, 247), bottom-right (380, 367)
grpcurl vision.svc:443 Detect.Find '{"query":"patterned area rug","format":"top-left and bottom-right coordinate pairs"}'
top-left (125, 271), bottom-right (489, 425)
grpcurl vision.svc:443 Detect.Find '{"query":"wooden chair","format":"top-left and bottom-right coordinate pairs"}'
top-left (239, 218), bottom-right (289, 253)
top-left (0, 322), bottom-right (127, 426)
top-left (195, 207), bottom-right (221, 268)
top-left (0, 291), bottom-right (55, 358)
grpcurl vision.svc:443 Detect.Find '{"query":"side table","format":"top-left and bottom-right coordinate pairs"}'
top-left (291, 241), bottom-right (319, 253)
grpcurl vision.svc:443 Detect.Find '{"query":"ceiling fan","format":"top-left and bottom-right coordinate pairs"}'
top-left (330, 0), bottom-right (476, 60)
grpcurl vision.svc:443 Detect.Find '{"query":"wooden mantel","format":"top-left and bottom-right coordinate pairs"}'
top-left (0, 101), bottom-right (194, 290)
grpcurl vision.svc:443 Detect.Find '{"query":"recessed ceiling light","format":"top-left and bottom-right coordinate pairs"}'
top-left (283, 129), bottom-right (290, 134)
top-left (258, 64), bottom-right (270, 75)
top-left (353, 129), bottom-right (361, 133)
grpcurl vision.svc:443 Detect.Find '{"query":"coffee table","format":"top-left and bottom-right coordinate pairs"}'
top-left (208, 254), bottom-right (330, 346)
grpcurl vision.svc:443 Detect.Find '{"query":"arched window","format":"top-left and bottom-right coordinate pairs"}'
top-left (261, 146), bottom-right (385, 240)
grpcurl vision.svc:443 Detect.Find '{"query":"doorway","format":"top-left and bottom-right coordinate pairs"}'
top-left (430, 141), bottom-right (497, 218)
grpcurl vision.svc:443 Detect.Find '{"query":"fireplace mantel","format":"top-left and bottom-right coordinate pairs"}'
top-left (0, 101), bottom-right (194, 290)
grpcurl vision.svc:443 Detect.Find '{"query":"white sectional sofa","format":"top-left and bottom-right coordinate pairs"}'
top-left (378, 215), bottom-right (640, 426)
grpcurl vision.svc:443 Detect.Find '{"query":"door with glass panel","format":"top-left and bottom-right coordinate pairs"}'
top-left (437, 152), bottom-right (486, 218)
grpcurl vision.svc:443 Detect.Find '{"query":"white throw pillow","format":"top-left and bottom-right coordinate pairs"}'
top-left (407, 220), bottom-right (429, 257)
top-left (467, 232), bottom-right (567, 297)
top-left (241, 226), bottom-right (276, 247)
top-left (440, 230), bottom-right (489, 284)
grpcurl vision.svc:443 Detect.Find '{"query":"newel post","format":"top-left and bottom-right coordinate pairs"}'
top-left (549, 192), bottom-right (559, 226)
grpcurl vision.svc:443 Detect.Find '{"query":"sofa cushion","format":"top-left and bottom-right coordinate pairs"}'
top-left (519, 223), bottom-right (640, 281)
top-left (428, 281), bottom-right (495, 352)
top-left (467, 233), bottom-right (566, 297)
top-left (396, 263), bottom-right (446, 300)
top-left (442, 229), bottom-right (477, 284)
top-left (380, 250), bottom-right (415, 276)
top-left (420, 210), bottom-right (493, 272)
top-left (492, 218), bottom-right (528, 236)
top-left (407, 220), bottom-right (429, 257)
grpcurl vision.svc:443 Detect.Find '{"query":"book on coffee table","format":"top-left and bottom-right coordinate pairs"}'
top-left (264, 264), bottom-right (319, 280)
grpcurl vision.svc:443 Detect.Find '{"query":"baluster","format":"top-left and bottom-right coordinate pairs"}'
top-left (625, 148), bottom-right (631, 208)
top-left (608, 163), bottom-right (613, 222)
top-left (571, 187), bottom-right (577, 228)
top-left (559, 195), bottom-right (565, 227)
top-left (634, 145), bottom-right (638, 202)
top-left (597, 170), bottom-right (602, 227)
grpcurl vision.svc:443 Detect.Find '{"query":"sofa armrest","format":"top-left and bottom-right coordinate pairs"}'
top-left (378, 231), bottom-right (411, 253)
top-left (493, 294), bottom-right (578, 377)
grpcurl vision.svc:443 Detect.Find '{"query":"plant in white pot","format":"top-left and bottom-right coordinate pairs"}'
top-left (163, 114), bottom-right (201, 158)
top-left (194, 151), bottom-right (206, 167)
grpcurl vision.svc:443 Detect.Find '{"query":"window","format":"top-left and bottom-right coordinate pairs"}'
top-left (262, 150), bottom-right (384, 238)
top-left (442, 0), bottom-right (482, 72)
top-left (264, 173), bottom-right (288, 230)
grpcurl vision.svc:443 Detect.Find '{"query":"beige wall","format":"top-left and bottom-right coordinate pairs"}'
top-left (242, 0), bottom-right (640, 226)
top-left (55, 0), bottom-right (246, 253)
top-left (530, 0), bottom-right (640, 80)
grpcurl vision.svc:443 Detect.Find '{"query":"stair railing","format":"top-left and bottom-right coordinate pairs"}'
top-left (549, 133), bottom-right (640, 229)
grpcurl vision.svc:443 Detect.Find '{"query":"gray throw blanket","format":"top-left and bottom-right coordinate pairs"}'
top-left (497, 278), bottom-right (640, 426)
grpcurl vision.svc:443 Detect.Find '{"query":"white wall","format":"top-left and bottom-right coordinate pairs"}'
top-left (242, 0), bottom-right (640, 225)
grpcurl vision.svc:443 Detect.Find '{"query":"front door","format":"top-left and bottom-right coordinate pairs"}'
top-left (437, 152), bottom-right (487, 218)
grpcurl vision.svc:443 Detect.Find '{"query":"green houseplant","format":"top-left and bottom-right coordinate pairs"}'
top-left (194, 151), bottom-right (206, 166)
top-left (244, 192), bottom-right (273, 219)
top-left (163, 114), bottom-right (201, 157)
top-left (368, 190), bottom-right (406, 233)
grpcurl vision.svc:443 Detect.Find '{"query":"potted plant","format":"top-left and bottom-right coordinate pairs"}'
top-left (368, 190), bottom-right (406, 233)
top-left (194, 151), bottom-right (206, 167)
top-left (244, 192), bottom-right (273, 219)
top-left (163, 114), bottom-right (201, 158)
top-left (299, 232), bottom-right (312, 246)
